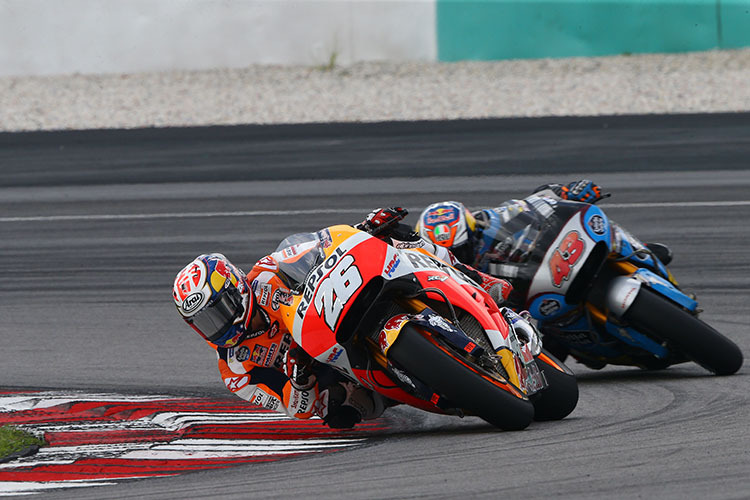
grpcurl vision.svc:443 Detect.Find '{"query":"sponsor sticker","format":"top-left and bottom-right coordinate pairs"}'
top-left (425, 206), bottom-right (459, 225)
top-left (273, 333), bottom-right (292, 369)
top-left (588, 214), bottom-right (606, 236)
top-left (264, 343), bottom-right (279, 367)
top-left (272, 288), bottom-right (293, 311)
top-left (182, 292), bottom-right (204, 313)
top-left (384, 254), bottom-right (400, 277)
top-left (251, 345), bottom-right (268, 364)
top-left (379, 314), bottom-right (409, 352)
top-left (225, 376), bottom-right (249, 392)
top-left (267, 321), bottom-right (280, 339)
top-left (539, 298), bottom-right (562, 316)
top-left (282, 245), bottom-right (299, 260)
top-left (235, 346), bottom-right (250, 362)
top-left (259, 283), bottom-right (272, 306)
top-left (428, 314), bottom-right (453, 331)
top-left (394, 240), bottom-right (424, 249)
top-left (264, 397), bottom-right (280, 411)
top-left (326, 347), bottom-right (344, 364)
top-left (317, 229), bottom-right (333, 248)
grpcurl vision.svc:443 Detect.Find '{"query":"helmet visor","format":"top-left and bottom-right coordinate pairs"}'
top-left (189, 286), bottom-right (245, 342)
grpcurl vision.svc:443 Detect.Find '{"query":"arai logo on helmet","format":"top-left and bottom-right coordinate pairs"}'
top-left (183, 292), bottom-right (204, 313)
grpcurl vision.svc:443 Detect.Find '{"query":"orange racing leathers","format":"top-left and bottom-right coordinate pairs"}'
top-left (211, 254), bottom-right (320, 420)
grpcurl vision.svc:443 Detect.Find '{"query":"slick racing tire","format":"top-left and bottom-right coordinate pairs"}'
top-left (625, 287), bottom-right (743, 376)
top-left (530, 348), bottom-right (579, 421)
top-left (388, 325), bottom-right (534, 431)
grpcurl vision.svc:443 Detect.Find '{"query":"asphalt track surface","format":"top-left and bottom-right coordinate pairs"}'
top-left (1, 113), bottom-right (749, 499)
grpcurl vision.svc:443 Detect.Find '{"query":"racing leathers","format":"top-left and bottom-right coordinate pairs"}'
top-left (214, 251), bottom-right (383, 428)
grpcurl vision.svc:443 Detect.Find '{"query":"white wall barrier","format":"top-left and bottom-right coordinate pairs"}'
top-left (0, 0), bottom-right (437, 77)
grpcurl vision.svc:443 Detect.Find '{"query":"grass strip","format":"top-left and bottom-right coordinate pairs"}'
top-left (0, 425), bottom-right (46, 460)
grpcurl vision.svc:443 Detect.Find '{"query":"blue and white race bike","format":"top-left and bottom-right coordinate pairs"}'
top-left (477, 195), bottom-right (743, 375)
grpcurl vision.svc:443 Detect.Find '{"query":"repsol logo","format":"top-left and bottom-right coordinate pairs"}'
top-left (405, 252), bottom-right (467, 284)
top-left (183, 292), bottom-right (204, 313)
top-left (297, 246), bottom-right (346, 320)
top-left (292, 388), bottom-right (312, 413)
top-left (405, 252), bottom-right (443, 270)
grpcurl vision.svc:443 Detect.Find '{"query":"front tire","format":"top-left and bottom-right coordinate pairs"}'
top-left (531, 348), bottom-right (579, 421)
top-left (625, 287), bottom-right (743, 376)
top-left (388, 325), bottom-right (534, 431)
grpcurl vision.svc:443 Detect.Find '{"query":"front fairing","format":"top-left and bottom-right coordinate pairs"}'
top-left (480, 197), bottom-right (606, 307)
top-left (277, 225), bottom-right (539, 397)
top-left (278, 226), bottom-right (387, 359)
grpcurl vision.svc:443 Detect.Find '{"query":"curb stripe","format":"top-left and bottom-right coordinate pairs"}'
top-left (0, 391), bottom-right (387, 496)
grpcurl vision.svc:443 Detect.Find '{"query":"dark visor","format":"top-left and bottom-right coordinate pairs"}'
top-left (189, 286), bottom-right (245, 342)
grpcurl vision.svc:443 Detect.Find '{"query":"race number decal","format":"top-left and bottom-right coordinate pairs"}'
top-left (549, 230), bottom-right (585, 287)
top-left (314, 254), bottom-right (363, 331)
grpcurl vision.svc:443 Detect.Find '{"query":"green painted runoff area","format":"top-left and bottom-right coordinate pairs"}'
top-left (437, 0), bottom-right (750, 60)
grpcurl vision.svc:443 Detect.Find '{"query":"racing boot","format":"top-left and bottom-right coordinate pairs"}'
top-left (645, 242), bottom-right (673, 265)
top-left (322, 382), bottom-right (385, 429)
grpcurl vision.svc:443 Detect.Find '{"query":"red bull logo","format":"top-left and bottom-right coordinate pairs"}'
top-left (425, 206), bottom-right (459, 225)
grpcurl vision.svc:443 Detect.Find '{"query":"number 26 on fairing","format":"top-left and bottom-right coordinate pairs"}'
top-left (314, 254), bottom-right (363, 331)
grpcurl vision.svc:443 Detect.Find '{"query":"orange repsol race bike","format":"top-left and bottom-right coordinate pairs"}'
top-left (275, 225), bottom-right (578, 431)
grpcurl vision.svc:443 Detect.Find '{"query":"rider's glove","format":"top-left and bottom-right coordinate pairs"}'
top-left (285, 347), bottom-right (315, 390)
top-left (559, 180), bottom-right (610, 204)
top-left (355, 207), bottom-right (409, 235)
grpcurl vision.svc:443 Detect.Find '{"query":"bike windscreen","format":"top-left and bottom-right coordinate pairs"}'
top-left (274, 232), bottom-right (326, 291)
top-left (485, 201), bottom-right (544, 264)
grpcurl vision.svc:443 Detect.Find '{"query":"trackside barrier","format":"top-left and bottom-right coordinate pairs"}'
top-left (437, 0), bottom-right (750, 61)
top-left (0, 0), bottom-right (436, 77)
top-left (1, 0), bottom-right (748, 76)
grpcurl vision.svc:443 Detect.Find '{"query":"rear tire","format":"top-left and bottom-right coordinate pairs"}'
top-left (625, 288), bottom-right (743, 376)
top-left (388, 325), bottom-right (534, 431)
top-left (531, 348), bottom-right (579, 421)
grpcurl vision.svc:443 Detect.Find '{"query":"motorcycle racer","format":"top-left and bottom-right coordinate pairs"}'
top-left (173, 208), bottom-right (515, 428)
top-left (416, 180), bottom-right (673, 283)
top-left (173, 253), bottom-right (384, 429)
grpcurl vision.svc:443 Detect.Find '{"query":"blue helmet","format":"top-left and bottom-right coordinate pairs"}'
top-left (173, 253), bottom-right (254, 348)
